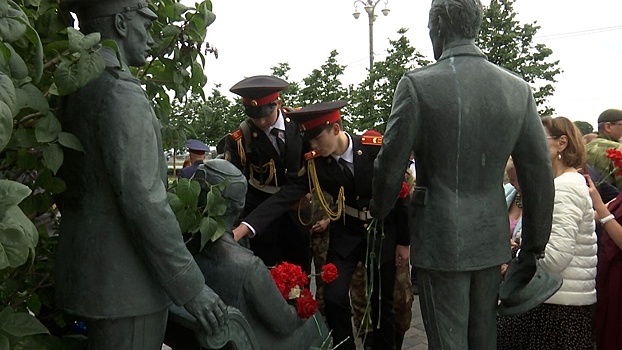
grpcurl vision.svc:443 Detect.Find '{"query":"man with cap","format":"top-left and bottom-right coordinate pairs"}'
top-left (55, 1), bottom-right (226, 348)
top-left (369, 0), bottom-right (555, 349)
top-left (178, 139), bottom-right (210, 179)
top-left (222, 75), bottom-right (311, 273)
top-left (233, 100), bottom-right (410, 350)
top-left (587, 108), bottom-right (622, 190)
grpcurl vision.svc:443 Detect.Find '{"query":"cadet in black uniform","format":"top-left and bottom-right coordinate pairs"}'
top-left (233, 101), bottom-right (410, 350)
top-left (222, 75), bottom-right (310, 273)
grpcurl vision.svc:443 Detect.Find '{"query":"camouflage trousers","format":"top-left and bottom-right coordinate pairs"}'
top-left (311, 229), bottom-right (330, 315)
top-left (350, 262), bottom-right (414, 336)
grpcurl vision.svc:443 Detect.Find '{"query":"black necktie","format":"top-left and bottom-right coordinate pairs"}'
top-left (270, 128), bottom-right (285, 156)
top-left (339, 157), bottom-right (354, 183)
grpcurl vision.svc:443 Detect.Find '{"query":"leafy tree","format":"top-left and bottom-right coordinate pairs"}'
top-left (478, 0), bottom-right (561, 116)
top-left (299, 50), bottom-right (349, 107)
top-left (349, 28), bottom-right (430, 133)
top-left (574, 120), bottom-right (595, 135)
top-left (0, 0), bottom-right (215, 346)
top-left (271, 62), bottom-right (302, 108)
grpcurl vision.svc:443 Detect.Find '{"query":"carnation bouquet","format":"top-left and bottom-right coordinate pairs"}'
top-left (596, 148), bottom-right (622, 186)
top-left (269, 261), bottom-right (338, 319)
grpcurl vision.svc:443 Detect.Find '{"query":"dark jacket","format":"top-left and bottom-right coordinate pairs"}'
top-left (371, 43), bottom-right (554, 271)
top-left (244, 134), bottom-right (409, 263)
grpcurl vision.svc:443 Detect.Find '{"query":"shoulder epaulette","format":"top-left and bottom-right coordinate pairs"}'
top-left (361, 135), bottom-right (382, 146)
top-left (229, 129), bottom-right (243, 141)
top-left (304, 150), bottom-right (320, 160)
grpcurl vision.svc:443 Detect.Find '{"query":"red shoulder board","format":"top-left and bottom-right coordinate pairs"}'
top-left (361, 135), bottom-right (382, 146)
top-left (229, 129), bottom-right (243, 141)
top-left (304, 150), bottom-right (320, 160)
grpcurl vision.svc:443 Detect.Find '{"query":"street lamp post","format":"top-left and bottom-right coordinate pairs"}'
top-left (353, 0), bottom-right (389, 121)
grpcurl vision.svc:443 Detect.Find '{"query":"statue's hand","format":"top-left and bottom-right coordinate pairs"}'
top-left (184, 285), bottom-right (228, 335)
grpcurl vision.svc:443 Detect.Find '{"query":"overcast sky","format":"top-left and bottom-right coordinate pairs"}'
top-left (193, 0), bottom-right (622, 130)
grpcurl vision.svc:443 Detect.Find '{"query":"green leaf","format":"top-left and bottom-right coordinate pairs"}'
top-left (20, 83), bottom-right (49, 114)
top-left (172, 3), bottom-right (189, 18)
top-left (12, 126), bottom-right (36, 148)
top-left (0, 9), bottom-right (27, 42)
top-left (66, 27), bottom-right (85, 53)
top-left (53, 60), bottom-right (80, 96)
top-left (173, 207), bottom-right (198, 233)
top-left (161, 25), bottom-right (181, 38)
top-left (1, 43), bottom-right (28, 81)
top-left (0, 334), bottom-right (8, 350)
top-left (205, 186), bottom-right (227, 216)
top-left (16, 16), bottom-right (43, 83)
top-left (26, 294), bottom-right (42, 315)
top-left (3, 205), bottom-right (38, 248)
top-left (0, 307), bottom-right (49, 337)
top-left (176, 178), bottom-right (200, 207)
top-left (42, 143), bottom-right (63, 174)
top-left (39, 176), bottom-right (66, 194)
top-left (35, 113), bottom-right (61, 143)
top-left (58, 132), bottom-right (84, 152)
top-left (0, 72), bottom-right (16, 115)
top-left (167, 192), bottom-right (184, 212)
top-left (77, 51), bottom-right (105, 86)
top-left (0, 179), bottom-right (32, 209)
top-left (0, 100), bottom-right (11, 151)
top-left (199, 216), bottom-right (217, 249)
top-left (0, 223), bottom-right (31, 269)
top-left (0, 0), bottom-right (8, 15)
top-left (80, 32), bottom-right (101, 51)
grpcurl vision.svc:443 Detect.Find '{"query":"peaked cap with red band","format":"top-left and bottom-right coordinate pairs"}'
top-left (230, 75), bottom-right (288, 119)
top-left (287, 100), bottom-right (348, 133)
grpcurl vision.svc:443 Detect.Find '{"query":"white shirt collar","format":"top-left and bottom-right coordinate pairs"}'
top-left (266, 110), bottom-right (285, 136)
top-left (332, 132), bottom-right (354, 164)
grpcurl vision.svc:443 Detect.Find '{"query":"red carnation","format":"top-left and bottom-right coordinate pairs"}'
top-left (296, 289), bottom-right (318, 319)
top-left (321, 263), bottom-right (339, 283)
top-left (399, 181), bottom-right (410, 199)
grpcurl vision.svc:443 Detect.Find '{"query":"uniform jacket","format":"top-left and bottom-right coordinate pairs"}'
top-left (55, 48), bottom-right (204, 318)
top-left (244, 134), bottom-right (409, 263)
top-left (223, 114), bottom-right (304, 214)
top-left (543, 172), bottom-right (597, 306)
top-left (371, 42), bottom-right (554, 271)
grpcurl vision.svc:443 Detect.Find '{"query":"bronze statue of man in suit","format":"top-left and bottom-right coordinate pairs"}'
top-left (370, 0), bottom-right (555, 349)
top-left (55, 1), bottom-right (226, 349)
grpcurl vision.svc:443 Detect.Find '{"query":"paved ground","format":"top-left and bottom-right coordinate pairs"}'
top-left (398, 295), bottom-right (428, 350)
top-left (352, 294), bottom-right (428, 350)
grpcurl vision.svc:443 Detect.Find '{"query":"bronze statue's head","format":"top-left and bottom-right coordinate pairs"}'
top-left (194, 159), bottom-right (247, 228)
top-left (428, 0), bottom-right (483, 59)
top-left (61, 0), bottom-right (157, 67)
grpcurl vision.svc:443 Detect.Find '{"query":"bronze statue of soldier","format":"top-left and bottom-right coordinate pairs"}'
top-left (55, 1), bottom-right (226, 349)
top-left (370, 0), bottom-right (559, 349)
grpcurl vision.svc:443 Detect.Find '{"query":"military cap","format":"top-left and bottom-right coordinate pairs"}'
top-left (598, 108), bottom-right (622, 123)
top-left (230, 76), bottom-right (288, 119)
top-left (186, 139), bottom-right (209, 153)
top-left (61, 0), bottom-right (157, 21)
top-left (287, 100), bottom-right (347, 140)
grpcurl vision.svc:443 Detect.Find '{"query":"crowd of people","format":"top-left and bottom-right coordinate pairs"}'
top-left (178, 93), bottom-right (622, 350)
top-left (54, 0), bottom-right (621, 348)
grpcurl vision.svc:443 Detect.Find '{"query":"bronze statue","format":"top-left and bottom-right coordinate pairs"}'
top-left (370, 0), bottom-right (556, 349)
top-left (55, 1), bottom-right (226, 348)
top-left (167, 159), bottom-right (329, 350)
